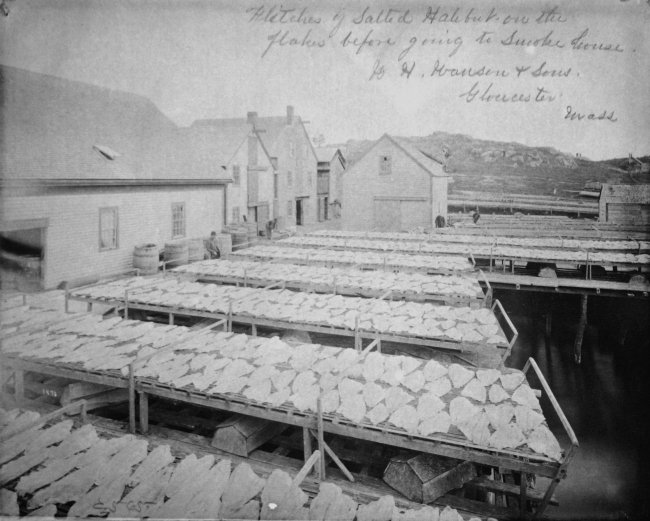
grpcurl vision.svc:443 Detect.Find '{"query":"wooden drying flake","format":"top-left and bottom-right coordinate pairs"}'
top-left (514, 405), bottom-right (545, 433)
top-left (527, 425), bottom-right (563, 461)
top-left (488, 423), bottom-right (526, 450)
top-left (389, 405), bottom-right (419, 433)
top-left (366, 403), bottom-right (389, 425)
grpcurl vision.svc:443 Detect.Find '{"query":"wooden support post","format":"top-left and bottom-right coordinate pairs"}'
top-left (292, 450), bottom-right (321, 488)
top-left (545, 296), bottom-right (553, 338)
top-left (574, 295), bottom-right (588, 364)
top-left (251, 324), bottom-right (257, 337)
top-left (169, 313), bottom-right (174, 326)
top-left (139, 391), bottom-right (149, 434)
top-left (14, 369), bottom-right (24, 404)
top-left (520, 472), bottom-right (528, 519)
top-left (309, 430), bottom-right (355, 483)
top-left (303, 427), bottom-right (312, 466)
top-left (128, 364), bottom-right (136, 434)
top-left (87, 302), bottom-right (93, 312)
top-left (64, 286), bottom-right (69, 313)
top-left (124, 290), bottom-right (129, 319)
top-left (317, 396), bottom-right (326, 481)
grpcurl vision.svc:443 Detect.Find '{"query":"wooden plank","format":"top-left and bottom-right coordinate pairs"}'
top-left (465, 476), bottom-right (559, 506)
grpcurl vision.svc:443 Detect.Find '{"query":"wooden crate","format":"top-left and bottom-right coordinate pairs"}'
top-left (212, 414), bottom-right (288, 457)
top-left (384, 453), bottom-right (476, 504)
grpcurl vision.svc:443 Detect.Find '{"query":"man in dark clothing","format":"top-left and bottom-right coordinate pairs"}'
top-left (206, 231), bottom-right (220, 259)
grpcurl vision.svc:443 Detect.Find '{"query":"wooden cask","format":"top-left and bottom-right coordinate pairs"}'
top-left (164, 240), bottom-right (189, 268)
top-left (133, 244), bottom-right (159, 275)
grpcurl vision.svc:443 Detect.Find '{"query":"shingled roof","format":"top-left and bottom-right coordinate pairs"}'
top-left (0, 65), bottom-right (230, 184)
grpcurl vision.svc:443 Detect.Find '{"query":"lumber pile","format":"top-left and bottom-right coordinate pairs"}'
top-left (71, 278), bottom-right (507, 344)
top-left (2, 309), bottom-right (559, 461)
top-left (307, 230), bottom-right (650, 252)
top-left (280, 237), bottom-right (650, 265)
top-left (0, 411), bottom-right (476, 520)
top-left (232, 245), bottom-right (474, 272)
top-left (172, 259), bottom-right (484, 299)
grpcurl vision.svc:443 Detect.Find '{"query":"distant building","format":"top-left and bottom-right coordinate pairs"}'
top-left (598, 184), bottom-right (650, 225)
top-left (183, 119), bottom-right (275, 236)
top-left (0, 65), bottom-right (231, 289)
top-left (315, 147), bottom-right (346, 221)
top-left (194, 106), bottom-right (318, 229)
top-left (341, 134), bottom-right (448, 231)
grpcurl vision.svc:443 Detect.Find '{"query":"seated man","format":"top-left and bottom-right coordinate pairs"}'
top-left (205, 231), bottom-right (220, 259)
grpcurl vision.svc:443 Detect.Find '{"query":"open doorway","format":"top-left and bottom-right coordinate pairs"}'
top-left (0, 224), bottom-right (46, 291)
top-left (295, 199), bottom-right (304, 226)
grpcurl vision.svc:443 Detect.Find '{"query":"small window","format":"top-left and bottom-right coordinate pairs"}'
top-left (172, 203), bottom-right (186, 238)
top-left (287, 171), bottom-right (293, 188)
top-left (289, 141), bottom-right (295, 158)
top-left (379, 155), bottom-right (392, 175)
top-left (99, 207), bottom-right (118, 250)
top-left (233, 164), bottom-right (241, 186)
top-left (231, 206), bottom-right (240, 223)
top-left (273, 173), bottom-right (279, 199)
top-left (287, 201), bottom-right (293, 217)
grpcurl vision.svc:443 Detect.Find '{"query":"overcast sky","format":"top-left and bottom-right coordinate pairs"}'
top-left (1, 0), bottom-right (648, 160)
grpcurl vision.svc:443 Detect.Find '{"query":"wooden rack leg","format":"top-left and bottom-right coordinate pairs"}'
top-left (303, 427), bottom-right (312, 466)
top-left (14, 369), bottom-right (24, 404)
top-left (309, 430), bottom-right (355, 483)
top-left (317, 397), bottom-right (325, 481)
top-left (520, 472), bottom-right (528, 519)
top-left (169, 313), bottom-right (174, 326)
top-left (128, 365), bottom-right (136, 434)
top-left (87, 302), bottom-right (93, 312)
top-left (545, 295), bottom-right (553, 338)
top-left (574, 295), bottom-right (588, 364)
top-left (139, 391), bottom-right (149, 434)
top-left (251, 324), bottom-right (257, 337)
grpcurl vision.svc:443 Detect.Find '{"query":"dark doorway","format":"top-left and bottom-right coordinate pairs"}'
top-left (296, 199), bottom-right (304, 226)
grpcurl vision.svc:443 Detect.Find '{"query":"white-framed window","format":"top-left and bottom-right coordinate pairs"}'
top-left (172, 203), bottom-right (186, 238)
top-left (287, 171), bottom-right (293, 188)
top-left (99, 207), bottom-right (118, 250)
top-left (379, 155), bottom-right (392, 176)
top-left (231, 206), bottom-right (240, 223)
top-left (233, 164), bottom-right (241, 185)
top-left (290, 141), bottom-right (295, 158)
top-left (287, 201), bottom-right (293, 216)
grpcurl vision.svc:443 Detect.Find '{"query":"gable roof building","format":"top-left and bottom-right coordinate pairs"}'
top-left (341, 134), bottom-right (449, 231)
top-left (1, 65), bottom-right (230, 289)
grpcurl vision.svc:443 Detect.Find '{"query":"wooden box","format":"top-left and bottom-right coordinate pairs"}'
top-left (212, 414), bottom-right (288, 457)
top-left (383, 453), bottom-right (476, 504)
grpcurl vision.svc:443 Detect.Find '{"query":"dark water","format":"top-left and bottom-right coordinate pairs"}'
top-left (496, 290), bottom-right (649, 520)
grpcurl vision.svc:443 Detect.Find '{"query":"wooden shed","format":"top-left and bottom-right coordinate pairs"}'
top-left (341, 134), bottom-right (448, 232)
top-left (598, 184), bottom-right (650, 225)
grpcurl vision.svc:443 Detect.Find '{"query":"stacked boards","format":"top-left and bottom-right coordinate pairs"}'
top-left (0, 411), bottom-right (475, 520)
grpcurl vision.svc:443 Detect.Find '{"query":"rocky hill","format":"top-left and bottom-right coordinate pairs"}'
top-left (334, 132), bottom-right (648, 197)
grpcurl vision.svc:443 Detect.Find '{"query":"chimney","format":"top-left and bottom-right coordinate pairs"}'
top-left (286, 105), bottom-right (294, 125)
top-left (247, 111), bottom-right (258, 126)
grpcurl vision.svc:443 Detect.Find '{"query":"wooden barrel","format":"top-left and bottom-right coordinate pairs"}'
top-left (223, 227), bottom-right (248, 251)
top-left (164, 240), bottom-right (188, 268)
top-left (133, 244), bottom-right (159, 275)
top-left (217, 233), bottom-right (232, 256)
top-left (188, 238), bottom-right (205, 262)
